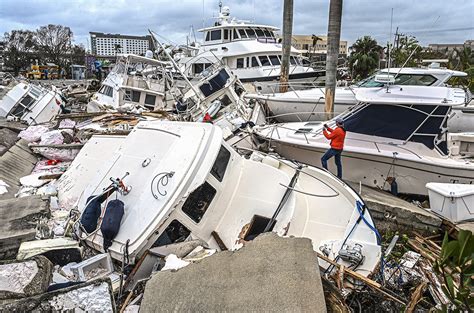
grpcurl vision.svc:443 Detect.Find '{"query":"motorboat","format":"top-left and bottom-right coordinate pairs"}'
top-left (254, 85), bottom-right (474, 196)
top-left (248, 65), bottom-right (470, 124)
top-left (58, 121), bottom-right (381, 277)
top-left (175, 5), bottom-right (324, 90)
top-left (88, 54), bottom-right (176, 113)
top-left (0, 80), bottom-right (64, 124)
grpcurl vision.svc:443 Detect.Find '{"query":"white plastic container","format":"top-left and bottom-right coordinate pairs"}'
top-left (426, 183), bottom-right (474, 223)
top-left (70, 253), bottom-right (114, 282)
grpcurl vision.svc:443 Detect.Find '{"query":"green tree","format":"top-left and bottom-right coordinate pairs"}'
top-left (348, 36), bottom-right (382, 80)
top-left (3, 30), bottom-right (36, 75)
top-left (449, 46), bottom-right (474, 91)
top-left (392, 35), bottom-right (421, 67)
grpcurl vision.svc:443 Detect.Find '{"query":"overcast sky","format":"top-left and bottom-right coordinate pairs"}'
top-left (1, 0), bottom-right (473, 49)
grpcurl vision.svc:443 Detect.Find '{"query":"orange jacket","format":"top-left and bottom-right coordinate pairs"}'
top-left (323, 126), bottom-right (346, 150)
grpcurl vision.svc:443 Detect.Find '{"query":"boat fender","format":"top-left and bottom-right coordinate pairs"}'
top-left (101, 199), bottom-right (125, 251)
top-left (81, 195), bottom-right (108, 233)
top-left (390, 178), bottom-right (398, 196)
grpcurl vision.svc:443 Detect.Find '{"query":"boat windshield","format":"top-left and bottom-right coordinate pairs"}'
top-left (356, 72), bottom-right (438, 87)
top-left (343, 103), bottom-right (450, 154)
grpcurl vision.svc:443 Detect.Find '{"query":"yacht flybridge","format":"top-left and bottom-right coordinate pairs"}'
top-left (255, 85), bottom-right (474, 196)
top-left (176, 6), bottom-right (324, 88)
top-left (59, 121), bottom-right (381, 277)
top-left (248, 65), bottom-right (470, 124)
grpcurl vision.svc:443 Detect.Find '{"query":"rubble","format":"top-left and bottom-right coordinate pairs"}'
top-left (0, 195), bottom-right (50, 259)
top-left (140, 233), bottom-right (327, 312)
top-left (16, 237), bottom-right (82, 266)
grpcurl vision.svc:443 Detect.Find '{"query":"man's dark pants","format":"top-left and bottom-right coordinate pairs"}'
top-left (321, 148), bottom-right (343, 179)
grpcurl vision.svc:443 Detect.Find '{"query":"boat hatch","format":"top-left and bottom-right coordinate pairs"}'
top-left (9, 94), bottom-right (36, 117)
top-left (243, 215), bottom-right (276, 241)
top-left (304, 122), bottom-right (322, 126)
top-left (152, 220), bottom-right (191, 247)
top-left (295, 128), bottom-right (313, 134)
top-left (199, 69), bottom-right (230, 97)
top-left (182, 181), bottom-right (216, 223)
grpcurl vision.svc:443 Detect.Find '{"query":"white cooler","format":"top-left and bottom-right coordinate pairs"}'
top-left (426, 183), bottom-right (474, 223)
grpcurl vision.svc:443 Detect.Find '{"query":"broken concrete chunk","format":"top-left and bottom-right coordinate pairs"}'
top-left (0, 195), bottom-right (50, 260)
top-left (16, 237), bottom-right (82, 266)
top-left (141, 233), bottom-right (327, 312)
top-left (0, 278), bottom-right (115, 312)
top-left (0, 256), bottom-right (52, 302)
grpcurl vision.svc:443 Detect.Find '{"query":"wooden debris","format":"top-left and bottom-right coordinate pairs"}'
top-left (405, 281), bottom-right (427, 313)
top-left (317, 253), bottom-right (406, 306)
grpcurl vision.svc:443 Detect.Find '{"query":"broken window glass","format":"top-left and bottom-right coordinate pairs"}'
top-left (152, 220), bottom-right (191, 247)
top-left (182, 182), bottom-right (216, 223)
top-left (211, 145), bottom-right (231, 182)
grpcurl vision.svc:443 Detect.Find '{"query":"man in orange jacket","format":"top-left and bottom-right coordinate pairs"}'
top-left (321, 117), bottom-right (346, 179)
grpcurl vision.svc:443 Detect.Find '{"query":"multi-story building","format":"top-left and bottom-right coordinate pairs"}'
top-left (90, 32), bottom-right (154, 57)
top-left (291, 35), bottom-right (348, 56)
top-left (428, 40), bottom-right (474, 53)
top-left (0, 41), bottom-right (5, 71)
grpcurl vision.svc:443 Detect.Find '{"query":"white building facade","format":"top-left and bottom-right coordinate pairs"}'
top-left (90, 32), bottom-right (153, 57)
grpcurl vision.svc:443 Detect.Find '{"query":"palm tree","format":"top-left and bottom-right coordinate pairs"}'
top-left (450, 46), bottom-right (474, 72)
top-left (325, 0), bottom-right (343, 119)
top-left (348, 36), bottom-right (382, 80)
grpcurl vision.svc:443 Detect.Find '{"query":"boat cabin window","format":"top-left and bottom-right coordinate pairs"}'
top-left (263, 29), bottom-right (272, 38)
top-left (289, 57), bottom-right (297, 65)
top-left (182, 181), bottom-right (217, 223)
top-left (223, 29), bottom-right (229, 41)
top-left (238, 29), bottom-right (248, 39)
top-left (124, 90), bottom-right (140, 102)
top-left (236, 58), bottom-right (244, 68)
top-left (199, 69), bottom-right (230, 97)
top-left (357, 73), bottom-right (438, 88)
top-left (269, 55), bottom-right (280, 66)
top-left (99, 85), bottom-right (114, 97)
top-left (251, 57), bottom-right (259, 67)
top-left (152, 220), bottom-right (191, 247)
top-left (211, 145), bottom-right (231, 182)
top-left (10, 94), bottom-right (35, 117)
top-left (211, 30), bottom-right (221, 41)
top-left (246, 28), bottom-right (257, 38)
top-left (233, 29), bottom-right (239, 40)
top-left (259, 56), bottom-right (271, 66)
top-left (144, 94), bottom-right (156, 107)
top-left (255, 28), bottom-right (265, 37)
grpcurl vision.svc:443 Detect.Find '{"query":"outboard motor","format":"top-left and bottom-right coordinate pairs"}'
top-left (101, 199), bottom-right (125, 251)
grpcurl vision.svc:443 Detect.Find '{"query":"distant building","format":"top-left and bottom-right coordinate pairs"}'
top-left (291, 35), bottom-right (348, 56)
top-left (428, 40), bottom-right (474, 53)
top-left (90, 32), bottom-right (154, 58)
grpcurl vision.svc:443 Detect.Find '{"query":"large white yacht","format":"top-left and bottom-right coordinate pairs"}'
top-left (255, 85), bottom-right (474, 196)
top-left (248, 65), bottom-right (470, 124)
top-left (175, 6), bottom-right (324, 88)
top-left (58, 121), bottom-right (381, 277)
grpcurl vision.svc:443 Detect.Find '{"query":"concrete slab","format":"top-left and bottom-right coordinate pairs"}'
top-left (0, 195), bottom-right (50, 260)
top-left (350, 183), bottom-right (442, 236)
top-left (0, 277), bottom-right (115, 312)
top-left (0, 139), bottom-right (37, 200)
top-left (141, 233), bottom-right (326, 313)
top-left (0, 256), bottom-right (53, 303)
top-left (0, 128), bottom-right (19, 154)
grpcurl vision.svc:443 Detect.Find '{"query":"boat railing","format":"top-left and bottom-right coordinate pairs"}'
top-left (259, 123), bottom-right (424, 159)
top-left (252, 81), bottom-right (325, 95)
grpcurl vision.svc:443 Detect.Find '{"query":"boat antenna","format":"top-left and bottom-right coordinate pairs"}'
top-left (386, 8), bottom-right (393, 93)
top-left (219, 1), bottom-right (222, 13)
top-left (148, 29), bottom-right (204, 101)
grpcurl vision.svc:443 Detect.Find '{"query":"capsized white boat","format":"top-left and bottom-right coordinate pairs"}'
top-left (247, 66), bottom-right (471, 127)
top-left (254, 85), bottom-right (474, 196)
top-left (0, 80), bottom-right (64, 124)
top-left (60, 121), bottom-right (381, 276)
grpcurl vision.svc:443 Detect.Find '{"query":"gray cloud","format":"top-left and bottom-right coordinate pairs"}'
top-left (0, 0), bottom-right (472, 49)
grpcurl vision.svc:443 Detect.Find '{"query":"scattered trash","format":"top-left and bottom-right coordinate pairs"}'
top-left (18, 125), bottom-right (49, 143)
top-left (70, 253), bottom-right (114, 282)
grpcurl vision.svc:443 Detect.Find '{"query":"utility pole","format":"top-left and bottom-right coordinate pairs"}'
top-left (280, 0), bottom-right (293, 93)
top-left (324, 0), bottom-right (343, 120)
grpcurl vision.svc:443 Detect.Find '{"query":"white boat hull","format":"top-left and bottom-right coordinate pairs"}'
top-left (262, 139), bottom-right (474, 196)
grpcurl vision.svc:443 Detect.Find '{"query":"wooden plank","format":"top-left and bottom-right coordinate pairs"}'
top-left (30, 143), bottom-right (84, 149)
top-left (211, 231), bottom-right (228, 251)
top-left (406, 281), bottom-right (427, 313)
top-left (317, 252), bottom-right (406, 306)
